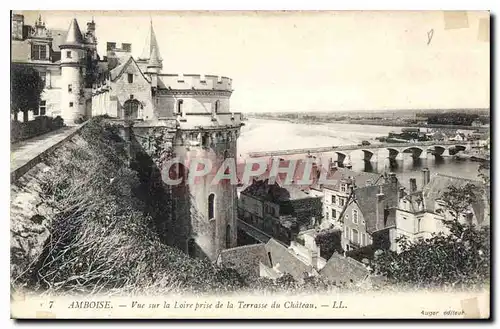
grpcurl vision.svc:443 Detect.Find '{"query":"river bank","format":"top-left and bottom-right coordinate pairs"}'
top-left (246, 116), bottom-right (490, 132)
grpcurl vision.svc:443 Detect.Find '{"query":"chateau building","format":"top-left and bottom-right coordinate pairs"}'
top-left (12, 14), bottom-right (99, 122)
top-left (11, 14), bottom-right (243, 261)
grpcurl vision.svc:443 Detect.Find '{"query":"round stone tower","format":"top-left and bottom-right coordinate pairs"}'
top-left (166, 76), bottom-right (242, 261)
top-left (59, 19), bottom-right (86, 124)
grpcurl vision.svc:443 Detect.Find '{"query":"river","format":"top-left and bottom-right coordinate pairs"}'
top-left (237, 118), bottom-right (483, 189)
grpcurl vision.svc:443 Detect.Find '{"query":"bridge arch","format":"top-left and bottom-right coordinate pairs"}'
top-left (335, 151), bottom-right (349, 165)
top-left (387, 147), bottom-right (401, 160)
top-left (429, 145), bottom-right (447, 156)
top-left (361, 149), bottom-right (375, 161)
top-left (401, 146), bottom-right (426, 159)
top-left (449, 145), bottom-right (467, 155)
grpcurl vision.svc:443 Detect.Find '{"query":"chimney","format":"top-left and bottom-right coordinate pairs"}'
top-left (409, 178), bottom-right (417, 193)
top-left (399, 186), bottom-right (406, 199)
top-left (310, 250), bottom-right (319, 269)
top-left (422, 168), bottom-right (430, 187)
top-left (388, 172), bottom-right (398, 185)
top-left (348, 182), bottom-right (354, 194)
top-left (376, 186), bottom-right (385, 230)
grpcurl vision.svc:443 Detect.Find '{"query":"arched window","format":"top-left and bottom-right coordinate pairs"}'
top-left (187, 238), bottom-right (195, 257)
top-left (226, 224), bottom-right (231, 247)
top-left (123, 99), bottom-right (139, 119)
top-left (352, 228), bottom-right (359, 244)
top-left (177, 99), bottom-right (184, 115)
top-left (215, 100), bottom-right (220, 113)
top-left (208, 193), bottom-right (215, 220)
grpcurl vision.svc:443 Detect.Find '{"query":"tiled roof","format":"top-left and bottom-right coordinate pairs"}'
top-left (241, 178), bottom-right (313, 202)
top-left (323, 168), bottom-right (384, 191)
top-left (217, 244), bottom-right (271, 278)
top-left (319, 253), bottom-right (369, 285)
top-left (62, 19), bottom-right (84, 45)
top-left (422, 173), bottom-right (489, 225)
top-left (11, 41), bottom-right (31, 62)
top-left (400, 191), bottom-right (425, 213)
top-left (265, 238), bottom-right (316, 281)
top-left (352, 182), bottom-right (399, 234)
top-left (109, 56), bottom-right (150, 83)
top-left (11, 27), bottom-right (73, 63)
top-left (139, 21), bottom-right (162, 61)
top-left (50, 29), bottom-right (68, 51)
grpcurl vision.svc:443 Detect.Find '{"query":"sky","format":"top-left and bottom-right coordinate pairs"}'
top-left (17, 10), bottom-right (490, 113)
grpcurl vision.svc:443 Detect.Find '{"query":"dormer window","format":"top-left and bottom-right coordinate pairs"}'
top-left (340, 184), bottom-right (347, 192)
top-left (128, 74), bottom-right (133, 83)
top-left (66, 51), bottom-right (72, 59)
top-left (31, 44), bottom-right (47, 60)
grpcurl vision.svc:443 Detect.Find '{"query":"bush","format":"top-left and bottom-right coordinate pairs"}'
top-left (315, 228), bottom-right (343, 260)
top-left (372, 222), bottom-right (490, 290)
top-left (11, 115), bottom-right (65, 143)
top-left (73, 115), bottom-right (88, 124)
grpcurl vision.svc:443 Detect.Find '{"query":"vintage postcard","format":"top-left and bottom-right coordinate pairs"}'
top-left (10, 10), bottom-right (490, 319)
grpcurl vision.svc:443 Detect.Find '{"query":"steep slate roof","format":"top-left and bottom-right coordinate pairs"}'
top-left (319, 253), bottom-right (370, 285)
top-left (241, 178), bottom-right (312, 202)
top-left (339, 181), bottom-right (398, 234)
top-left (62, 19), bottom-right (84, 45)
top-left (50, 29), bottom-right (68, 51)
top-left (139, 21), bottom-right (162, 61)
top-left (422, 173), bottom-right (489, 225)
top-left (11, 41), bottom-right (31, 62)
top-left (400, 191), bottom-right (425, 213)
top-left (216, 244), bottom-right (271, 277)
top-left (11, 28), bottom-right (68, 63)
top-left (323, 168), bottom-right (384, 191)
top-left (109, 56), bottom-right (151, 82)
top-left (265, 238), bottom-right (316, 280)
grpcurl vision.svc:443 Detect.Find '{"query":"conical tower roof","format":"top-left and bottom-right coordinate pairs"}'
top-left (147, 46), bottom-right (162, 68)
top-left (62, 18), bottom-right (84, 46)
top-left (140, 20), bottom-right (162, 61)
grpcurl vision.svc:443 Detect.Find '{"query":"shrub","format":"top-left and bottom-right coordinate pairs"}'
top-left (372, 222), bottom-right (490, 290)
top-left (315, 228), bottom-right (343, 260)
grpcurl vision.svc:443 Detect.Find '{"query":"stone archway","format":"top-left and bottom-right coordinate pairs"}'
top-left (122, 99), bottom-right (140, 120)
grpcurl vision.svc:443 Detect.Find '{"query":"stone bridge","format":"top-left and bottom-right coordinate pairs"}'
top-left (248, 140), bottom-right (471, 165)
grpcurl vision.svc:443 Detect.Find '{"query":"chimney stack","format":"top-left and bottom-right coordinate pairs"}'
top-left (422, 168), bottom-right (430, 187)
top-left (399, 186), bottom-right (406, 199)
top-left (376, 186), bottom-right (385, 230)
top-left (310, 250), bottom-right (319, 269)
top-left (409, 178), bottom-right (417, 193)
top-left (388, 172), bottom-right (398, 185)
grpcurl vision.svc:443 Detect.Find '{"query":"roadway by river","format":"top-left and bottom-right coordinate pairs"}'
top-left (237, 118), bottom-right (484, 189)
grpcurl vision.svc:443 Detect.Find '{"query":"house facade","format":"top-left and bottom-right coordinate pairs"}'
top-left (319, 168), bottom-right (399, 252)
top-left (238, 179), bottom-right (323, 245)
top-left (391, 172), bottom-right (490, 252)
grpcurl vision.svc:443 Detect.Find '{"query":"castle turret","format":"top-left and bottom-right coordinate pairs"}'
top-left (139, 20), bottom-right (162, 64)
top-left (59, 19), bottom-right (86, 124)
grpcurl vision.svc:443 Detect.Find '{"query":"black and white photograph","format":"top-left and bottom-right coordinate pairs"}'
top-left (9, 9), bottom-right (491, 319)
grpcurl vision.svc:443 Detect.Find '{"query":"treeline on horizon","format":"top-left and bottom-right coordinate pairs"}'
top-left (248, 110), bottom-right (489, 126)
